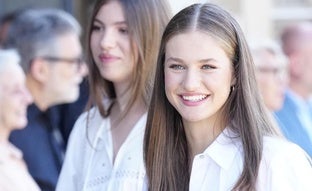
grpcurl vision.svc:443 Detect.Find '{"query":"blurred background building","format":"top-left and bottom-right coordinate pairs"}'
top-left (1, 0), bottom-right (312, 42)
top-left (170, 0), bottom-right (312, 41)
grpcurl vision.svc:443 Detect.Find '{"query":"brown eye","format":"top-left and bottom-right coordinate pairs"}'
top-left (91, 24), bottom-right (103, 32)
top-left (119, 27), bottom-right (128, 34)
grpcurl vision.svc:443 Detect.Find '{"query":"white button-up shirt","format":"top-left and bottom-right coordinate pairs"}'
top-left (188, 128), bottom-right (312, 191)
top-left (56, 108), bottom-right (147, 191)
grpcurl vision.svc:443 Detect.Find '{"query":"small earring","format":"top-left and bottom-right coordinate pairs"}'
top-left (231, 85), bottom-right (235, 92)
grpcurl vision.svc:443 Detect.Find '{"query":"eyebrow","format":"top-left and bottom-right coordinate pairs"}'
top-left (166, 57), bottom-right (184, 64)
top-left (93, 18), bottom-right (127, 26)
top-left (166, 57), bottom-right (216, 64)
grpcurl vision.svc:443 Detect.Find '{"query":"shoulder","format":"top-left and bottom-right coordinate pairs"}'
top-left (262, 136), bottom-right (309, 162)
top-left (258, 136), bottom-right (312, 190)
top-left (69, 107), bottom-right (107, 141)
top-left (73, 107), bottom-right (103, 128)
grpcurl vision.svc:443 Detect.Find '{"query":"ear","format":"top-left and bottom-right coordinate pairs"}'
top-left (30, 58), bottom-right (50, 83)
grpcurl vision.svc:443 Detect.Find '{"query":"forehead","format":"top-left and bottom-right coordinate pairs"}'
top-left (95, 1), bottom-right (125, 22)
top-left (165, 31), bottom-right (228, 62)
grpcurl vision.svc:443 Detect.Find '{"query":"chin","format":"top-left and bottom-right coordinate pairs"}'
top-left (62, 90), bottom-right (79, 103)
top-left (69, 94), bottom-right (79, 103)
top-left (14, 120), bottom-right (28, 129)
top-left (182, 114), bottom-right (204, 123)
top-left (269, 103), bottom-right (282, 111)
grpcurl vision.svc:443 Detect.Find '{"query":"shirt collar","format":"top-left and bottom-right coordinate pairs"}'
top-left (204, 127), bottom-right (242, 170)
top-left (287, 89), bottom-right (310, 111)
top-left (95, 111), bottom-right (148, 141)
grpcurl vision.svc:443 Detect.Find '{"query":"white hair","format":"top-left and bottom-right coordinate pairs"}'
top-left (0, 48), bottom-right (20, 72)
top-left (248, 39), bottom-right (288, 67)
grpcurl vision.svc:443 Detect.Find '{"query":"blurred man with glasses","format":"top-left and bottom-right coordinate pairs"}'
top-left (2, 8), bottom-right (87, 191)
top-left (274, 22), bottom-right (312, 157)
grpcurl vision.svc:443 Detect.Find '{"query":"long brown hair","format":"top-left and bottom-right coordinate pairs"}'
top-left (85, 0), bottom-right (171, 117)
top-left (144, 3), bottom-right (279, 191)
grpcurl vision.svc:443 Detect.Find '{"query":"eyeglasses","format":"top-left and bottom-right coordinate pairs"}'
top-left (256, 66), bottom-right (288, 79)
top-left (41, 56), bottom-right (85, 70)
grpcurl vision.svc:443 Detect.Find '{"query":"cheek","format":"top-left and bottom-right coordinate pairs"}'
top-left (1, 99), bottom-right (16, 118)
top-left (55, 67), bottom-right (75, 82)
top-left (1, 96), bottom-right (10, 109)
top-left (46, 73), bottom-right (64, 92)
top-left (213, 70), bottom-right (233, 87)
top-left (257, 77), bottom-right (269, 90)
top-left (164, 72), bottom-right (178, 103)
top-left (212, 74), bottom-right (233, 101)
top-left (164, 72), bottom-right (178, 92)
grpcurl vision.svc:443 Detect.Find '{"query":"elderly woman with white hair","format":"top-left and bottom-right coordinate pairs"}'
top-left (0, 49), bottom-right (38, 191)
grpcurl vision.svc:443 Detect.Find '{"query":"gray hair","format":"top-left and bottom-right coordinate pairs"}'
top-left (0, 48), bottom-right (20, 72)
top-left (2, 8), bottom-right (81, 72)
top-left (249, 39), bottom-right (288, 68)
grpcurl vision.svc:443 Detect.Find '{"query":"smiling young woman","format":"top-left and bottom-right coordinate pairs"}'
top-left (143, 3), bottom-right (312, 191)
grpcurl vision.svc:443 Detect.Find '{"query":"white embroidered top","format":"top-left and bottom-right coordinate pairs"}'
top-left (56, 108), bottom-right (147, 191)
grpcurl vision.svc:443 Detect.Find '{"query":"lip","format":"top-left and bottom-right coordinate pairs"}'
top-left (99, 53), bottom-right (119, 63)
top-left (179, 93), bottom-right (209, 106)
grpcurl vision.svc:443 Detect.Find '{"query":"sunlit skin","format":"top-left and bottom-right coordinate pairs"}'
top-left (164, 31), bottom-right (236, 155)
top-left (90, 0), bottom-right (138, 97)
top-left (0, 63), bottom-right (33, 142)
top-left (254, 50), bottom-right (287, 111)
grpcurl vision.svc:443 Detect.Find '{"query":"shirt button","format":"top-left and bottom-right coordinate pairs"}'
top-left (199, 154), bottom-right (205, 159)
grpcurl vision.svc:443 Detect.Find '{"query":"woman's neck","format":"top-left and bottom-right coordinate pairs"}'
top-left (184, 119), bottom-right (224, 159)
top-left (110, 97), bottom-right (146, 163)
top-left (113, 80), bottom-right (132, 111)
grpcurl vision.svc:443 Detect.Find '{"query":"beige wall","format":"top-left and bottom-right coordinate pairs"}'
top-left (168, 0), bottom-right (203, 14)
top-left (169, 0), bottom-right (312, 40)
top-left (168, 0), bottom-right (272, 39)
top-left (2, 0), bottom-right (312, 41)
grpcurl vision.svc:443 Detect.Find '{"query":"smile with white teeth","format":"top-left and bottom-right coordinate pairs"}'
top-left (182, 95), bottom-right (208, 102)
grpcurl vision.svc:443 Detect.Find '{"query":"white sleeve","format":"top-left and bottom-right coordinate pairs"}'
top-left (56, 112), bottom-right (88, 191)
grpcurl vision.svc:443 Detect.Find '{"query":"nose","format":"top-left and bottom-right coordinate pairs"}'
top-left (100, 29), bottom-right (116, 50)
top-left (182, 69), bottom-right (201, 91)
